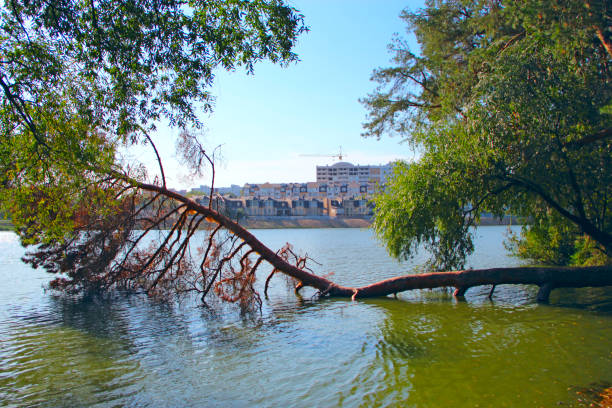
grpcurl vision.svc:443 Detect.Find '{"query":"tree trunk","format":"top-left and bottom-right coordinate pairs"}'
top-left (351, 266), bottom-right (612, 302)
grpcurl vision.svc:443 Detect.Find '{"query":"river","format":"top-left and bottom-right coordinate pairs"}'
top-left (1, 226), bottom-right (611, 407)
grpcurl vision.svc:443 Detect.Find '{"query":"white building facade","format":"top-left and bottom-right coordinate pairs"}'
top-left (315, 162), bottom-right (393, 185)
top-left (239, 162), bottom-right (397, 202)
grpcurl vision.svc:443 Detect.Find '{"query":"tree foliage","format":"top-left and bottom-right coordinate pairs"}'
top-left (363, 0), bottom-right (612, 270)
top-left (0, 0), bottom-right (306, 242)
top-left (504, 212), bottom-right (610, 267)
top-left (0, 0), bottom-right (311, 304)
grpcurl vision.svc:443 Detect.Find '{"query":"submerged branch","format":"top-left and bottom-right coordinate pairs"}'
top-left (129, 178), bottom-right (355, 296)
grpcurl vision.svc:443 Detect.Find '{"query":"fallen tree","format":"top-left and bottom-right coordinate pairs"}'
top-left (21, 168), bottom-right (611, 306)
top-left (146, 183), bottom-right (612, 303)
top-left (136, 180), bottom-right (612, 303)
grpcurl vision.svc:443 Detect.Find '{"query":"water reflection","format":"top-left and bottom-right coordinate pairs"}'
top-left (0, 303), bottom-right (143, 407)
top-left (1, 286), bottom-right (611, 407)
top-left (342, 296), bottom-right (612, 408)
top-left (0, 228), bottom-right (611, 407)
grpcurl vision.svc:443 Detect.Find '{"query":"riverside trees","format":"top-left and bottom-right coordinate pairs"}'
top-left (363, 0), bottom-right (611, 270)
top-left (0, 0), bottom-right (610, 306)
top-left (0, 0), bottom-right (312, 304)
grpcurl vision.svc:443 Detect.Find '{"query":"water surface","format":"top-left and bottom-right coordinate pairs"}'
top-left (1, 227), bottom-right (610, 407)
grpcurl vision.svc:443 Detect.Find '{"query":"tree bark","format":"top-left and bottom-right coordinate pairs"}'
top-left (595, 27), bottom-right (612, 58)
top-left (351, 266), bottom-right (612, 301)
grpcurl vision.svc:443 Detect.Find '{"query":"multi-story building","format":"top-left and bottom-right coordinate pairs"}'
top-left (206, 196), bottom-right (368, 218)
top-left (187, 161), bottom-right (398, 219)
top-left (315, 162), bottom-right (393, 185)
top-left (327, 198), bottom-right (373, 217)
top-left (240, 162), bottom-right (395, 201)
top-left (243, 182), bottom-right (312, 199)
top-left (205, 196), bottom-right (326, 218)
top-left (242, 181), bottom-right (379, 201)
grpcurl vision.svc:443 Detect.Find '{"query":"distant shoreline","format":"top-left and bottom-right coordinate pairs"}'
top-left (0, 216), bottom-right (520, 232)
top-left (241, 217), bottom-right (372, 229)
top-left (240, 215), bottom-right (519, 229)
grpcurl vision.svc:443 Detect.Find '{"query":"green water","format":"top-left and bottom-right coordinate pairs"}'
top-left (0, 227), bottom-right (610, 407)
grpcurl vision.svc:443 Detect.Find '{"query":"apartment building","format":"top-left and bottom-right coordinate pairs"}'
top-left (243, 182), bottom-right (313, 199)
top-left (315, 162), bottom-right (393, 185)
top-left (199, 196), bottom-right (370, 218)
top-left (238, 162), bottom-right (394, 201)
top-left (211, 196), bottom-right (326, 217)
top-left (327, 198), bottom-right (373, 217)
top-left (243, 181), bottom-right (378, 200)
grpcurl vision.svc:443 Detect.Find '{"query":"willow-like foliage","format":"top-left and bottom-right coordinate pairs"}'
top-left (363, 0), bottom-right (612, 269)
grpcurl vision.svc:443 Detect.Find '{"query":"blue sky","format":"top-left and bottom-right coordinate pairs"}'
top-left (144, 1), bottom-right (426, 189)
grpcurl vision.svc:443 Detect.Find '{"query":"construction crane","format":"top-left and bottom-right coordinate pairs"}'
top-left (299, 146), bottom-right (345, 161)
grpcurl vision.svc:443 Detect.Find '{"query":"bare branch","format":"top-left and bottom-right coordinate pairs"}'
top-left (140, 129), bottom-right (166, 188)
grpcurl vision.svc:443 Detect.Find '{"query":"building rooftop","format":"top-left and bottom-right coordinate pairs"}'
top-left (331, 161), bottom-right (354, 168)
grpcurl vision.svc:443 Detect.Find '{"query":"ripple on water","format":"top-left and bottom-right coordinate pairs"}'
top-left (0, 321), bottom-right (144, 407)
top-left (0, 228), bottom-right (611, 407)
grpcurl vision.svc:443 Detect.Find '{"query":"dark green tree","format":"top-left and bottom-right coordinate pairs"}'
top-left (363, 0), bottom-right (612, 270)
